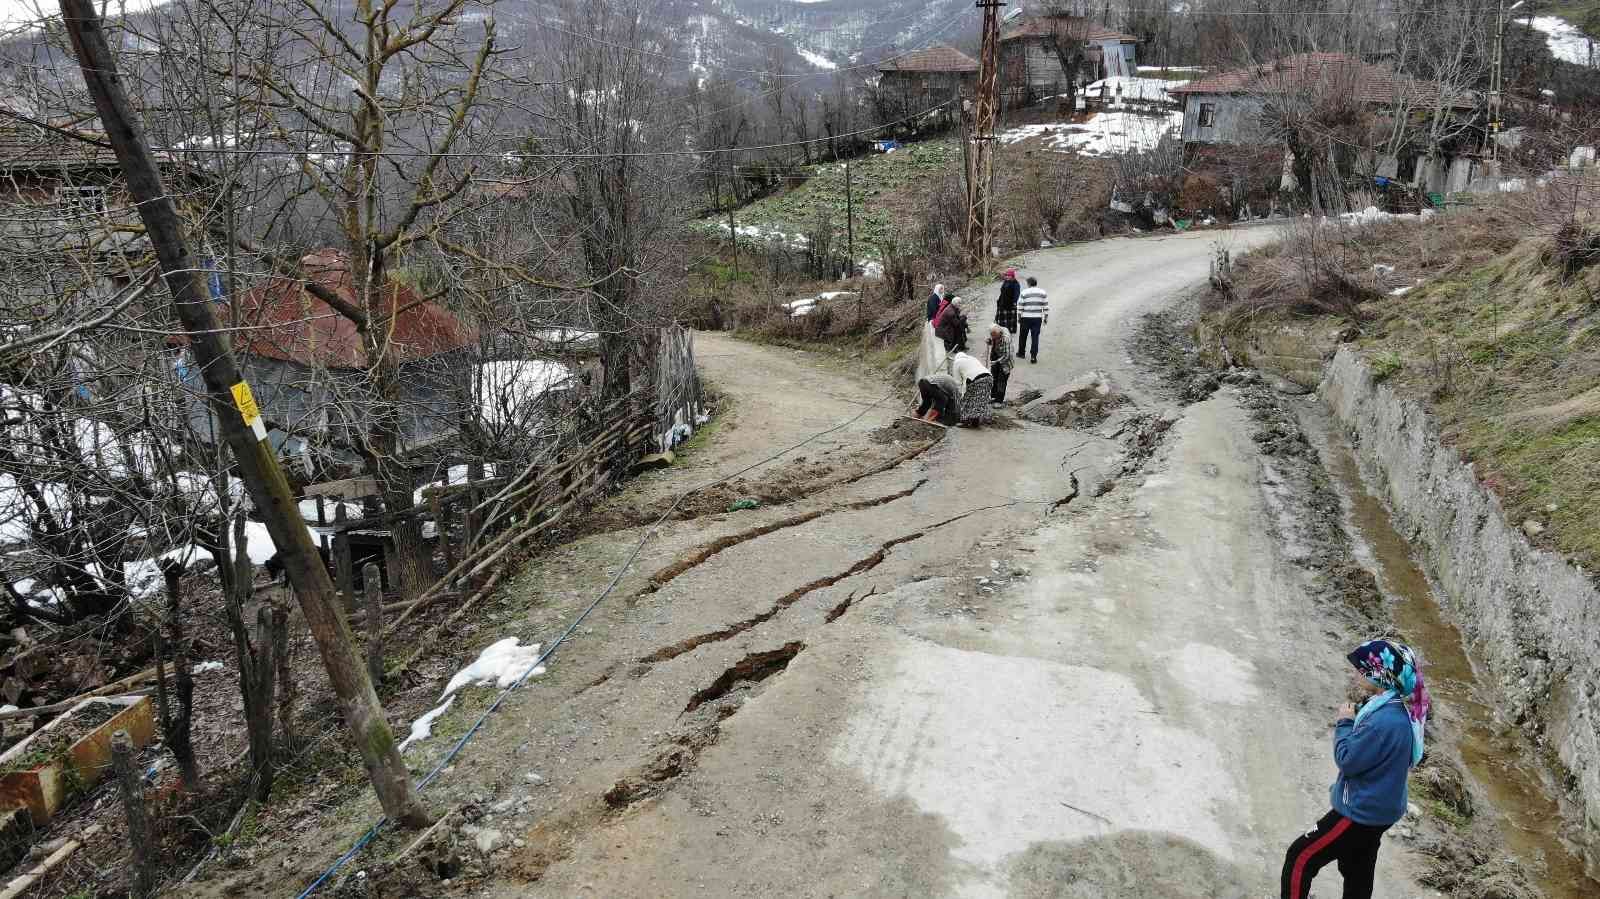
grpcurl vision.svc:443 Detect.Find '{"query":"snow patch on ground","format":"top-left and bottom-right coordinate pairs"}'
top-left (798, 47), bottom-right (836, 70)
top-left (401, 637), bottom-right (548, 753)
top-left (398, 696), bottom-right (455, 753)
top-left (1340, 205), bottom-right (1436, 226)
top-left (441, 637), bottom-right (547, 698)
top-left (1085, 76), bottom-right (1187, 106)
top-left (999, 110), bottom-right (1181, 156)
top-left (1531, 16), bottom-right (1597, 66)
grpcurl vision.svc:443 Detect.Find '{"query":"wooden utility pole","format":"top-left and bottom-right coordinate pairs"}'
top-left (58, 0), bottom-right (430, 827)
top-left (1488, 0), bottom-right (1525, 163)
top-left (965, 0), bottom-right (1004, 264)
top-left (111, 731), bottom-right (155, 898)
top-left (844, 155), bottom-right (855, 275)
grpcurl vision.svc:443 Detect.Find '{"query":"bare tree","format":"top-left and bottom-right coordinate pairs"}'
top-left (535, 0), bottom-right (680, 411)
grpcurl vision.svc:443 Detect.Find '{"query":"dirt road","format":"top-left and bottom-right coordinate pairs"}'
top-left (340, 229), bottom-right (1437, 897)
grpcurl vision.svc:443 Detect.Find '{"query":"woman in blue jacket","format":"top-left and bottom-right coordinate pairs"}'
top-left (1281, 639), bottom-right (1431, 899)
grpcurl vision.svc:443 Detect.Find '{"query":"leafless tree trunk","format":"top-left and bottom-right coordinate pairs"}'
top-left (155, 561), bottom-right (202, 791)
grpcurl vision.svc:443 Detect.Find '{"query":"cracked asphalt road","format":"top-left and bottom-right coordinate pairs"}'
top-left (447, 229), bottom-right (1433, 897)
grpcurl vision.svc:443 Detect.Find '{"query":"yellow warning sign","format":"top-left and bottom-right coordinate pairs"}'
top-left (231, 381), bottom-right (261, 426)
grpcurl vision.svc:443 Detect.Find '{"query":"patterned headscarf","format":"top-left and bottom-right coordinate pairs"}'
top-left (1348, 639), bottom-right (1430, 764)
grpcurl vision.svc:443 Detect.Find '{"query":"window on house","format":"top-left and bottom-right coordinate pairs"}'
top-left (56, 185), bottom-right (108, 216)
top-left (1198, 103), bottom-right (1217, 128)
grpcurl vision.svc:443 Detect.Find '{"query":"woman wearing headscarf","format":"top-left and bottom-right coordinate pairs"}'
top-left (933, 296), bottom-right (969, 353)
top-left (926, 283), bottom-right (945, 322)
top-left (986, 323), bottom-right (1014, 405)
top-left (1281, 639), bottom-right (1430, 899)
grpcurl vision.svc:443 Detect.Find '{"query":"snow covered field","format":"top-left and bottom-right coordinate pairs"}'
top-left (797, 47), bottom-right (836, 70)
top-left (1531, 16), bottom-right (1597, 67)
top-left (1084, 76), bottom-right (1188, 106)
top-left (999, 109), bottom-right (1182, 157)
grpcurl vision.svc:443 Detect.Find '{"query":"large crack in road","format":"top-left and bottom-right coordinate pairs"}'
top-left (412, 228), bottom-right (1512, 899)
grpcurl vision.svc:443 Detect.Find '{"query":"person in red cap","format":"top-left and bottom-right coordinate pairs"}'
top-left (995, 269), bottom-right (1020, 339)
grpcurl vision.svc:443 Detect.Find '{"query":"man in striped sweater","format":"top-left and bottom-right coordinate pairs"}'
top-left (1017, 276), bottom-right (1049, 364)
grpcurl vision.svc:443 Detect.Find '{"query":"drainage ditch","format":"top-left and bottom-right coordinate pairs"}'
top-left (1316, 414), bottom-right (1597, 898)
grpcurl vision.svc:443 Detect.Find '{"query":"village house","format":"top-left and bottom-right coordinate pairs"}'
top-left (875, 45), bottom-right (980, 116)
top-left (999, 14), bottom-right (1140, 109)
top-left (1170, 53), bottom-right (1483, 199)
top-left (175, 250), bottom-right (480, 458)
top-left (0, 116), bottom-right (202, 310)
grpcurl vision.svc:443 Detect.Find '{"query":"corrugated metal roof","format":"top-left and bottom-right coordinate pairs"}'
top-left (227, 250), bottom-right (478, 370)
top-left (876, 45), bottom-right (980, 74)
top-left (1169, 53), bottom-right (1477, 110)
top-left (1001, 15), bottom-right (1139, 45)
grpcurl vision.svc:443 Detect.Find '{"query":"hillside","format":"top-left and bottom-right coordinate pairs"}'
top-left (1211, 196), bottom-right (1600, 572)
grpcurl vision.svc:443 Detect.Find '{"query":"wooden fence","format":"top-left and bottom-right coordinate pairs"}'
top-left (289, 325), bottom-right (703, 654)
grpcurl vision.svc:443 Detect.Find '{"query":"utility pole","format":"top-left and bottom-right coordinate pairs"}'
top-left (965, 0), bottom-right (1004, 264)
top-left (726, 151), bottom-right (738, 277)
top-left (1489, 0), bottom-right (1525, 164)
top-left (844, 155), bottom-right (854, 276)
top-left (58, 0), bottom-right (431, 827)
top-left (1489, 0), bottom-right (1504, 162)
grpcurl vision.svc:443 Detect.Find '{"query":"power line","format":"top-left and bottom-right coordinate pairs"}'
top-left (294, 386), bottom-right (917, 898)
top-left (75, 98), bottom-right (958, 161)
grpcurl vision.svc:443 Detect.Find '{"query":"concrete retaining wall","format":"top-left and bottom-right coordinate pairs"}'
top-left (1320, 346), bottom-right (1600, 866)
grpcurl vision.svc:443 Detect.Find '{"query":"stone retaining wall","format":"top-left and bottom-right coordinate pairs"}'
top-left (1320, 346), bottom-right (1600, 870)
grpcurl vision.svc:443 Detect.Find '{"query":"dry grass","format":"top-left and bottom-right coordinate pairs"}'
top-left (1217, 183), bottom-right (1600, 569)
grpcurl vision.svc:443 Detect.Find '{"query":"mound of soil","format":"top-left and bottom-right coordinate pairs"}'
top-left (869, 418), bottom-right (943, 444)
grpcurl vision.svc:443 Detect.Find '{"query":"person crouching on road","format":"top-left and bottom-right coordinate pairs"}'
top-left (915, 370), bottom-right (963, 425)
top-left (1281, 639), bottom-right (1430, 899)
top-left (986, 323), bottom-right (1014, 406)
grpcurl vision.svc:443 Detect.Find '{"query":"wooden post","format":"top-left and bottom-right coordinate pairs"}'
top-left (315, 496), bottom-right (326, 526)
top-left (333, 502), bottom-right (352, 602)
top-left (110, 730), bottom-right (155, 898)
top-left (363, 563), bottom-right (383, 687)
top-left (429, 492), bottom-right (455, 572)
top-left (334, 536), bottom-right (354, 607)
top-left (465, 460), bottom-right (485, 551)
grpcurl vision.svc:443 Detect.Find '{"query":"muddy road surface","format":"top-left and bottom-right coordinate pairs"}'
top-left (255, 229), bottom-right (1508, 898)
top-left (480, 229), bottom-right (1435, 897)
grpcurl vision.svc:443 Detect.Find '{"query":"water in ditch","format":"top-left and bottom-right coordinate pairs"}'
top-left (1313, 415), bottom-right (1597, 898)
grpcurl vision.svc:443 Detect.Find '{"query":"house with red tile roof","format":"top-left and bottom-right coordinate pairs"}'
top-left (175, 250), bottom-right (480, 453)
top-left (1000, 14), bottom-right (1140, 108)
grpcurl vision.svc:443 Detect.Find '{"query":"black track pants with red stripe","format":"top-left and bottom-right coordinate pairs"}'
top-left (1280, 809), bottom-right (1390, 899)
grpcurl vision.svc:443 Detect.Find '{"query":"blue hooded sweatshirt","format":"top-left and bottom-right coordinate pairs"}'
top-left (1330, 698), bottom-right (1415, 826)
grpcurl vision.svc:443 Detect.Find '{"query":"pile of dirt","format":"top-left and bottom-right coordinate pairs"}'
top-left (1130, 309), bottom-right (1215, 403)
top-left (1019, 370), bottom-right (1128, 429)
top-left (869, 418), bottom-right (943, 444)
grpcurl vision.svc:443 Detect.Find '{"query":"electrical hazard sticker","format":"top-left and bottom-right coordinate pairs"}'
top-left (230, 381), bottom-right (268, 441)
